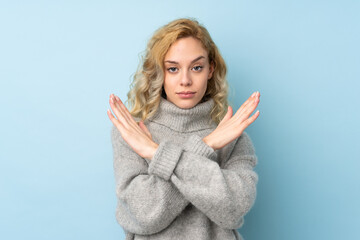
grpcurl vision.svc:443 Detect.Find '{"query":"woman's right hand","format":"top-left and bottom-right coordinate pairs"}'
top-left (203, 91), bottom-right (260, 151)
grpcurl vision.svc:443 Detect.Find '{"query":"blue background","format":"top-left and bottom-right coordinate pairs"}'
top-left (1, 1), bottom-right (359, 239)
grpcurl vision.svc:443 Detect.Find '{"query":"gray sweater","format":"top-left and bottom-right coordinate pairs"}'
top-left (111, 97), bottom-right (258, 240)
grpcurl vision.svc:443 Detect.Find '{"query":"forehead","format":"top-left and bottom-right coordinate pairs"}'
top-left (164, 36), bottom-right (208, 62)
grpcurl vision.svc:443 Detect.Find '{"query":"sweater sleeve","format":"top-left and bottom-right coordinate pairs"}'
top-left (148, 132), bottom-right (258, 230)
top-left (111, 125), bottom-right (188, 235)
top-left (111, 125), bottom-right (217, 235)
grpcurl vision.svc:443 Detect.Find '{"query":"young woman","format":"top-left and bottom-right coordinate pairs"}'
top-left (107, 18), bottom-right (260, 240)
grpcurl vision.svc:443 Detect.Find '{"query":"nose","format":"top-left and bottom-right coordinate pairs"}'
top-left (180, 70), bottom-right (192, 86)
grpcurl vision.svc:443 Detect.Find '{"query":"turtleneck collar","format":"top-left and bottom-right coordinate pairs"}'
top-left (148, 97), bottom-right (217, 133)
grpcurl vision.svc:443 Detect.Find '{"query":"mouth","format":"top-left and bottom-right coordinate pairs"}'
top-left (177, 91), bottom-right (196, 94)
top-left (177, 92), bottom-right (196, 98)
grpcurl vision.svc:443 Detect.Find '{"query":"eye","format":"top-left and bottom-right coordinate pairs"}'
top-left (192, 65), bottom-right (203, 72)
top-left (167, 67), bottom-right (178, 73)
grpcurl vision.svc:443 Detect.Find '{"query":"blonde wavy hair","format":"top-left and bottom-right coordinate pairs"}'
top-left (126, 17), bottom-right (229, 124)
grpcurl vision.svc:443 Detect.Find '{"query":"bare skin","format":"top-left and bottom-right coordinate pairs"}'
top-left (107, 94), bottom-right (158, 160)
top-left (107, 91), bottom-right (260, 159)
top-left (203, 91), bottom-right (260, 150)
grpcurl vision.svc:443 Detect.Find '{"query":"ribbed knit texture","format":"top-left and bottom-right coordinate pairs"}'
top-left (111, 97), bottom-right (258, 240)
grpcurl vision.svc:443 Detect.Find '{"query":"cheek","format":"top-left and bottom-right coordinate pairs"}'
top-left (163, 73), bottom-right (170, 87)
top-left (164, 71), bottom-right (175, 82)
top-left (198, 73), bottom-right (210, 87)
top-left (163, 76), bottom-right (175, 92)
top-left (202, 81), bottom-right (208, 92)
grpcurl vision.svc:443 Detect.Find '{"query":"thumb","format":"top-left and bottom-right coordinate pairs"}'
top-left (139, 120), bottom-right (152, 138)
top-left (218, 106), bottom-right (233, 126)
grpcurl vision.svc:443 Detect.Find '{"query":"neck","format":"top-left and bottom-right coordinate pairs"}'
top-left (148, 97), bottom-right (217, 132)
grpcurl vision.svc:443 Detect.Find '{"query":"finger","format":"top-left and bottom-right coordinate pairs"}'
top-left (235, 91), bottom-right (260, 118)
top-left (114, 95), bottom-right (138, 127)
top-left (239, 91), bottom-right (259, 113)
top-left (113, 95), bottom-right (132, 123)
top-left (241, 110), bottom-right (260, 129)
top-left (109, 94), bottom-right (128, 124)
top-left (139, 121), bottom-right (152, 138)
top-left (107, 108), bottom-right (117, 124)
top-left (218, 106), bottom-right (233, 127)
top-left (239, 97), bottom-right (260, 122)
top-left (110, 94), bottom-right (136, 130)
top-left (233, 92), bottom-right (255, 118)
top-left (107, 108), bottom-right (125, 131)
top-left (242, 91), bottom-right (257, 106)
top-left (112, 95), bottom-right (148, 139)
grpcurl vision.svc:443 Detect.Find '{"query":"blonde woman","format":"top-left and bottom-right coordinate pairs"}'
top-left (107, 18), bottom-right (260, 240)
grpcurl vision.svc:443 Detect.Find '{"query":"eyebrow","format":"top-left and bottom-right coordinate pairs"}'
top-left (164, 56), bottom-right (205, 64)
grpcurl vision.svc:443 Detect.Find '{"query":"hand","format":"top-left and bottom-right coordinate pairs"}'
top-left (107, 93), bottom-right (158, 160)
top-left (203, 91), bottom-right (260, 150)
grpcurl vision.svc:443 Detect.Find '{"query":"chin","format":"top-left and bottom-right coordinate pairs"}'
top-left (174, 100), bottom-right (200, 109)
top-left (167, 94), bottom-right (203, 109)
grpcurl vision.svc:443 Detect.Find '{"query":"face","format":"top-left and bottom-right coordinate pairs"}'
top-left (163, 36), bottom-right (214, 109)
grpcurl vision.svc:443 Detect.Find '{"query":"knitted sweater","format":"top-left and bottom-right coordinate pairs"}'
top-left (110, 97), bottom-right (258, 240)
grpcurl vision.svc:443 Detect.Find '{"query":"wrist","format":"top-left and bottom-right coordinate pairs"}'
top-left (147, 142), bottom-right (159, 160)
top-left (202, 136), bottom-right (216, 151)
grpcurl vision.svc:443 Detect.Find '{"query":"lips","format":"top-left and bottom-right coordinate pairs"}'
top-left (177, 92), bottom-right (196, 99)
top-left (177, 91), bottom-right (195, 94)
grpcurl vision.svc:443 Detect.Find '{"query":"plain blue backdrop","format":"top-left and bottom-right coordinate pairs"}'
top-left (1, 1), bottom-right (359, 239)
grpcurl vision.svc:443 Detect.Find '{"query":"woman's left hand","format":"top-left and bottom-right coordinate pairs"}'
top-left (107, 94), bottom-right (158, 160)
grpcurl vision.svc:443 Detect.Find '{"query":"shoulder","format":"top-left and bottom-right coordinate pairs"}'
top-left (110, 125), bottom-right (132, 151)
top-left (234, 131), bottom-right (257, 155)
top-left (111, 124), bottom-right (122, 142)
top-left (220, 131), bottom-right (258, 167)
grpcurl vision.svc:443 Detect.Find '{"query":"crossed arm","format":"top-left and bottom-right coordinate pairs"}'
top-left (111, 125), bottom-right (258, 235)
top-left (108, 92), bottom-right (260, 235)
top-left (107, 91), bottom-right (260, 157)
